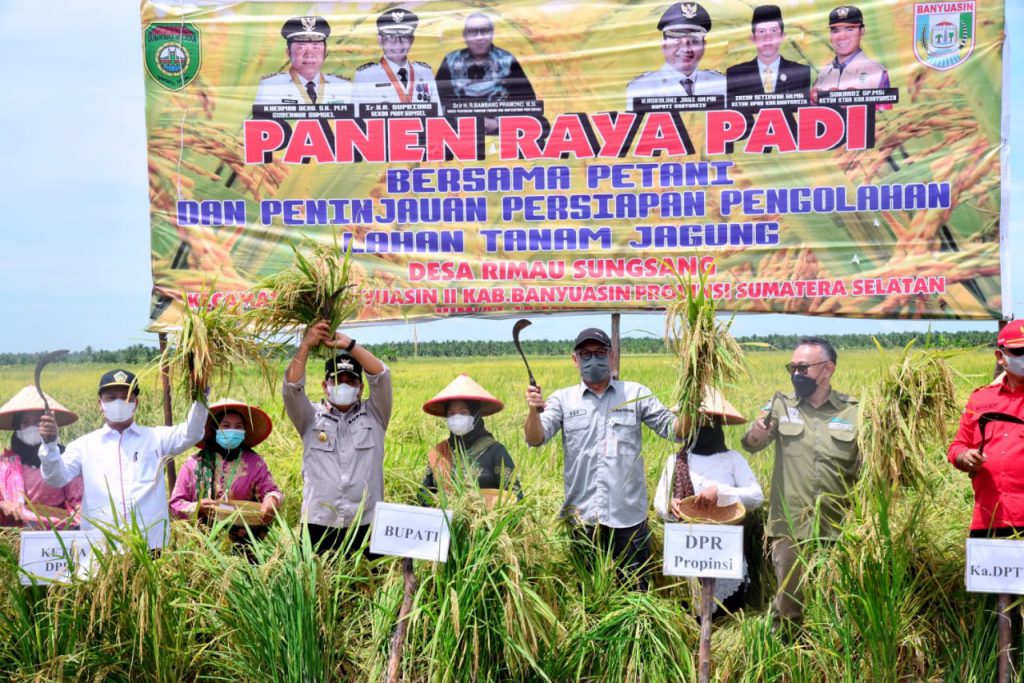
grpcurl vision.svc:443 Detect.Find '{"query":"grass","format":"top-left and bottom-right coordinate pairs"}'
top-left (0, 348), bottom-right (1009, 681)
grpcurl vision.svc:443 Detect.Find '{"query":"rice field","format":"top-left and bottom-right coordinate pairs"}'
top-left (0, 347), bottom-right (1007, 681)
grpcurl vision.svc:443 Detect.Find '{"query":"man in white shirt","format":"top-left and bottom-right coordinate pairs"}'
top-left (38, 369), bottom-right (208, 550)
top-left (353, 8), bottom-right (442, 111)
top-left (626, 2), bottom-right (725, 111)
top-left (254, 16), bottom-right (352, 106)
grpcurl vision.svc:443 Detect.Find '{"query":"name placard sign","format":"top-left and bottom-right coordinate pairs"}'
top-left (19, 530), bottom-right (105, 585)
top-left (369, 502), bottom-right (453, 562)
top-left (966, 539), bottom-right (1024, 594)
top-left (663, 523), bottom-right (743, 580)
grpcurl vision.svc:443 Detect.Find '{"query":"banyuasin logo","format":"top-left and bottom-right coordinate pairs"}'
top-left (144, 23), bottom-right (201, 90)
top-left (913, 3), bottom-right (975, 71)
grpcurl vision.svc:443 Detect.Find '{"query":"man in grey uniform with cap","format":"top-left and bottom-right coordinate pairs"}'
top-left (283, 320), bottom-right (392, 556)
top-left (626, 2), bottom-right (724, 111)
top-left (254, 16), bottom-right (351, 106)
top-left (353, 7), bottom-right (442, 111)
top-left (524, 328), bottom-right (683, 590)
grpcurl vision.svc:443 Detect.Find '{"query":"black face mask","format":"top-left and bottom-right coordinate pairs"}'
top-left (791, 373), bottom-right (818, 398)
top-left (691, 424), bottom-right (726, 455)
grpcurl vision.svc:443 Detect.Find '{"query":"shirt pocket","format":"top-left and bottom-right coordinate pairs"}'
top-left (349, 415), bottom-right (377, 452)
top-left (827, 420), bottom-right (858, 461)
top-left (309, 417), bottom-right (337, 453)
top-left (777, 420), bottom-right (805, 438)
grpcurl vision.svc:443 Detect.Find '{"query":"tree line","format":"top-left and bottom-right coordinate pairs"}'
top-left (0, 330), bottom-right (997, 366)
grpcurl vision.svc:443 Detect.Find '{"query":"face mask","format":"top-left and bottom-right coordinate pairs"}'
top-left (1004, 354), bottom-right (1024, 377)
top-left (215, 429), bottom-right (246, 450)
top-left (791, 373), bottom-right (818, 398)
top-left (16, 426), bottom-right (42, 446)
top-left (328, 383), bottom-right (360, 406)
top-left (101, 399), bottom-right (136, 423)
top-left (579, 355), bottom-right (611, 384)
top-left (447, 414), bottom-right (475, 436)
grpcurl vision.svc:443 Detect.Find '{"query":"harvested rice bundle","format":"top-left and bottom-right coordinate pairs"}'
top-left (255, 237), bottom-right (359, 352)
top-left (161, 292), bottom-right (272, 402)
top-left (858, 341), bottom-right (958, 490)
top-left (665, 269), bottom-right (746, 436)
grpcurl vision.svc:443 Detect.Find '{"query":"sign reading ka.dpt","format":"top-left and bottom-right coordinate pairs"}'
top-left (369, 502), bottom-right (453, 562)
top-left (663, 523), bottom-right (743, 580)
top-left (966, 538), bottom-right (1024, 594)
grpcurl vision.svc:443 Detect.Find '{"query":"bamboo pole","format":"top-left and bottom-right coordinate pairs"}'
top-left (997, 592), bottom-right (1012, 683)
top-left (158, 333), bottom-right (177, 490)
top-left (610, 313), bottom-right (621, 379)
top-left (698, 577), bottom-right (715, 683)
top-left (386, 557), bottom-right (418, 683)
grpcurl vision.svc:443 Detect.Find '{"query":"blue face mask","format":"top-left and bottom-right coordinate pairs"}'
top-left (215, 429), bottom-right (246, 450)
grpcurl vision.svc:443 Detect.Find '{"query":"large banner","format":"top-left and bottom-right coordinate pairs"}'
top-left (141, 0), bottom-right (1004, 329)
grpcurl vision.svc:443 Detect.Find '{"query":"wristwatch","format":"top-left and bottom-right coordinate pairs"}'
top-left (345, 338), bottom-right (357, 352)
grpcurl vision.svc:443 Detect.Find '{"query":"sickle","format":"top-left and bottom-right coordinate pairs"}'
top-left (34, 349), bottom-right (69, 412)
top-left (512, 319), bottom-right (543, 413)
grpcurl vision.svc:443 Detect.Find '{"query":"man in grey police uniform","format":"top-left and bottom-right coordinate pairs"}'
top-left (524, 328), bottom-right (683, 590)
top-left (353, 8), bottom-right (442, 111)
top-left (282, 320), bottom-right (392, 557)
top-left (254, 16), bottom-right (351, 106)
top-left (626, 2), bottom-right (724, 111)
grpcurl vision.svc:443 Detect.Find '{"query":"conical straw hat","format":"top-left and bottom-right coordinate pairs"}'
top-left (700, 386), bottom-right (747, 425)
top-left (198, 398), bottom-right (273, 448)
top-left (423, 375), bottom-right (503, 417)
top-left (0, 385), bottom-right (78, 430)
top-left (676, 497), bottom-right (746, 525)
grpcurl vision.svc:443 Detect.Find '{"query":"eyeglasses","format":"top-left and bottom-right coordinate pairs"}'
top-left (576, 348), bottom-right (609, 361)
top-left (464, 28), bottom-right (493, 37)
top-left (1001, 346), bottom-right (1024, 357)
top-left (380, 34), bottom-right (413, 44)
top-left (785, 360), bottom-right (829, 375)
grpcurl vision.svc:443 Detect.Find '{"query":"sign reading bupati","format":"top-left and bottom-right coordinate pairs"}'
top-left (19, 530), bottom-right (105, 586)
top-left (369, 502), bottom-right (453, 562)
top-left (965, 539), bottom-right (1024, 594)
top-left (663, 523), bottom-right (743, 580)
top-left (141, 0), bottom-right (1003, 329)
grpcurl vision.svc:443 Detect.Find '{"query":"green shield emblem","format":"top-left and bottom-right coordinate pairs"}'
top-left (144, 23), bottom-right (201, 91)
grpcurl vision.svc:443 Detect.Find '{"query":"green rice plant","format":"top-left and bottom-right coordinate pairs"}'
top-left (664, 268), bottom-right (746, 436)
top-left (254, 236), bottom-right (359, 353)
top-left (397, 491), bottom-right (559, 683)
top-left (160, 287), bottom-right (275, 402)
top-left (858, 339), bottom-right (958, 491)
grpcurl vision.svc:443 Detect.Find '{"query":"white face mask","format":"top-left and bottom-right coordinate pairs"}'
top-left (101, 399), bottom-right (136, 423)
top-left (16, 426), bottom-right (42, 446)
top-left (328, 383), bottom-right (360, 406)
top-left (447, 414), bottom-right (475, 436)
top-left (1004, 353), bottom-right (1024, 378)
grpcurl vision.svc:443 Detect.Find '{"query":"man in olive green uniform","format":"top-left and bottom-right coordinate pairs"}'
top-left (741, 336), bottom-right (860, 627)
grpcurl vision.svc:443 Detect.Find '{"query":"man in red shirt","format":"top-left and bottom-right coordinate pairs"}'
top-left (949, 320), bottom-right (1024, 536)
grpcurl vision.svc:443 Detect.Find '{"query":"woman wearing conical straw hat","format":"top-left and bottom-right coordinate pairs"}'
top-left (421, 375), bottom-right (521, 507)
top-left (170, 399), bottom-right (282, 548)
top-left (653, 386), bottom-right (764, 614)
top-left (0, 386), bottom-right (82, 529)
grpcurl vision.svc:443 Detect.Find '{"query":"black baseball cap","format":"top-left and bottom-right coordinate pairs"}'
top-left (574, 328), bottom-right (612, 350)
top-left (325, 352), bottom-right (363, 381)
top-left (98, 369), bottom-right (140, 395)
top-left (828, 6), bottom-right (864, 27)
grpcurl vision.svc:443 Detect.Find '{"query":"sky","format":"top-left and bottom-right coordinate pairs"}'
top-left (0, 1), bottom-right (1017, 352)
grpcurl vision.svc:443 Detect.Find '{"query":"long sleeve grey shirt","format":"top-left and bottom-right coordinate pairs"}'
top-left (533, 379), bottom-right (678, 528)
top-left (282, 365), bottom-right (392, 528)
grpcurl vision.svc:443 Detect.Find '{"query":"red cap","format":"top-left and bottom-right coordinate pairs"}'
top-left (998, 320), bottom-right (1024, 349)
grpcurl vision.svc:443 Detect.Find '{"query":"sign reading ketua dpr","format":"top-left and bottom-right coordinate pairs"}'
top-left (19, 530), bottom-right (105, 585)
top-left (369, 502), bottom-right (453, 562)
top-left (663, 523), bottom-right (743, 580)
top-left (965, 538), bottom-right (1024, 594)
